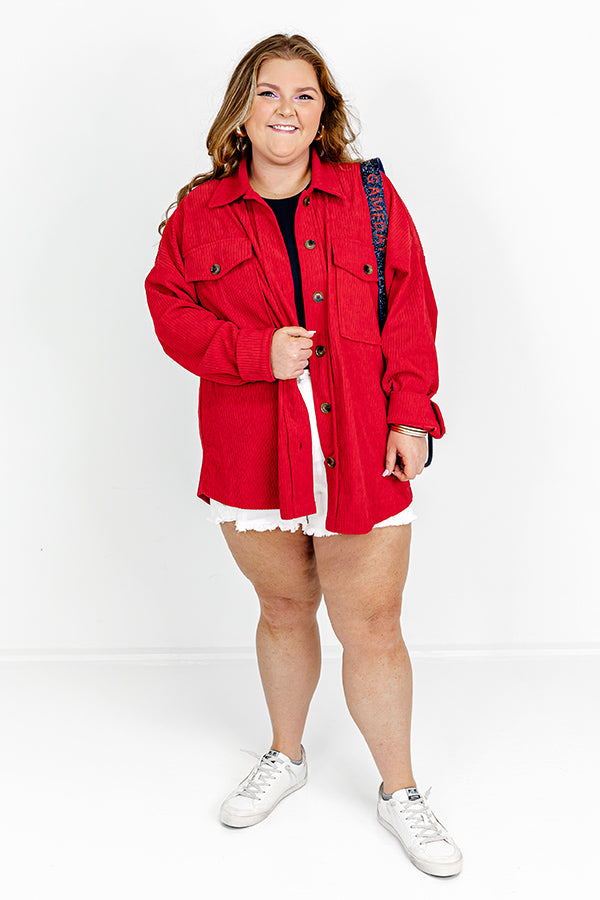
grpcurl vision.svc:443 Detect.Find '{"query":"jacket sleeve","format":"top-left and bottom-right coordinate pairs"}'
top-left (379, 176), bottom-right (446, 438)
top-left (144, 199), bottom-right (277, 385)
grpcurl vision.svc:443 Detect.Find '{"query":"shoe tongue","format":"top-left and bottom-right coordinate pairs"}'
top-left (393, 786), bottom-right (422, 802)
top-left (264, 749), bottom-right (280, 760)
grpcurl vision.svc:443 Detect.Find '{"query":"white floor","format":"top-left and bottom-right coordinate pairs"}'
top-left (1, 652), bottom-right (598, 899)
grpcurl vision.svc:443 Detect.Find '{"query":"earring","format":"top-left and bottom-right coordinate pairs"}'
top-left (235, 125), bottom-right (245, 137)
top-left (314, 124), bottom-right (324, 141)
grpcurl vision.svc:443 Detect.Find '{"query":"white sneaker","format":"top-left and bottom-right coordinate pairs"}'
top-left (219, 745), bottom-right (308, 827)
top-left (377, 783), bottom-right (463, 876)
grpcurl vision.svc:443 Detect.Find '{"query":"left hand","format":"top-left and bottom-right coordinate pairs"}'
top-left (383, 430), bottom-right (428, 481)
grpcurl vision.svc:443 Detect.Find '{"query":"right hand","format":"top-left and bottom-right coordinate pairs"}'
top-left (270, 326), bottom-right (317, 380)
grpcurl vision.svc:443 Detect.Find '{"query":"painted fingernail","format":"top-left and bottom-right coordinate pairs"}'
top-left (382, 469), bottom-right (390, 477)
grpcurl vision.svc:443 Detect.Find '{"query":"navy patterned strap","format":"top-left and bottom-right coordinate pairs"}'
top-left (360, 157), bottom-right (434, 467)
top-left (359, 158), bottom-right (389, 331)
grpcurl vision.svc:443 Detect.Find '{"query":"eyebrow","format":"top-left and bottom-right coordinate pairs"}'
top-left (257, 82), bottom-right (319, 92)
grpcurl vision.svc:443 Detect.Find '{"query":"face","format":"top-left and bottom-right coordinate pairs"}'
top-left (243, 57), bottom-right (325, 169)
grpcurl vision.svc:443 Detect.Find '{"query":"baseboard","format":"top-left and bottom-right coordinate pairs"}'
top-left (0, 644), bottom-right (599, 663)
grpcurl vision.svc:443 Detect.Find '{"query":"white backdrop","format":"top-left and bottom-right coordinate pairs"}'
top-left (2, 0), bottom-right (598, 655)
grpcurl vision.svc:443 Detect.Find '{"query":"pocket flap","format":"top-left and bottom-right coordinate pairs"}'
top-left (184, 239), bottom-right (254, 281)
top-left (332, 240), bottom-right (378, 281)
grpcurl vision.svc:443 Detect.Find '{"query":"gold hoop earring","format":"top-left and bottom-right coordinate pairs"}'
top-left (235, 125), bottom-right (245, 137)
top-left (314, 124), bottom-right (324, 141)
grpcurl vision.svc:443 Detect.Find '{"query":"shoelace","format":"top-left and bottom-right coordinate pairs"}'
top-left (236, 749), bottom-right (287, 800)
top-left (389, 787), bottom-right (452, 845)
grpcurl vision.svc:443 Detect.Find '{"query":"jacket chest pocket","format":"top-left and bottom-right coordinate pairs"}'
top-left (183, 239), bottom-right (270, 328)
top-left (332, 239), bottom-right (381, 345)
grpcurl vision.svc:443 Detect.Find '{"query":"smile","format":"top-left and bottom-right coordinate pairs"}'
top-left (269, 124), bottom-right (298, 132)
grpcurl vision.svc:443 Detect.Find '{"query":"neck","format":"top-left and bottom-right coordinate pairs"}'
top-left (248, 154), bottom-right (311, 199)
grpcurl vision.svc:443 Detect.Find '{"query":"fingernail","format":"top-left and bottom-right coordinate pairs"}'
top-left (382, 469), bottom-right (389, 477)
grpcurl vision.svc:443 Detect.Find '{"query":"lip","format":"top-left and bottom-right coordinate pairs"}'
top-left (268, 124), bottom-right (299, 132)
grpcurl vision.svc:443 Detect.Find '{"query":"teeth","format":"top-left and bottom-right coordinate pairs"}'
top-left (271, 125), bottom-right (296, 131)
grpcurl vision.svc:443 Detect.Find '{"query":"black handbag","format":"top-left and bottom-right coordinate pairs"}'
top-left (359, 158), bottom-right (434, 467)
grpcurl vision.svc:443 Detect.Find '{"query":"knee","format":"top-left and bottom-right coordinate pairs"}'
top-left (259, 590), bottom-right (322, 633)
top-left (332, 604), bottom-right (404, 654)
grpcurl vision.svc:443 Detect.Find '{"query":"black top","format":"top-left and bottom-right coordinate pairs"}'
top-left (264, 192), bottom-right (305, 329)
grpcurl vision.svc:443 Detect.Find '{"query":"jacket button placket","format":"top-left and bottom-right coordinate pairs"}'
top-left (297, 202), bottom-right (337, 487)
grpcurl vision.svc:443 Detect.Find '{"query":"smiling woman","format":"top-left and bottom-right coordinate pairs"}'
top-left (156, 34), bottom-right (359, 231)
top-left (145, 33), bottom-right (460, 877)
top-left (243, 59), bottom-right (325, 198)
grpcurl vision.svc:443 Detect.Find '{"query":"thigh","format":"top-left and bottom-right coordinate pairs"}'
top-left (219, 523), bottom-right (322, 606)
top-left (312, 524), bottom-right (412, 631)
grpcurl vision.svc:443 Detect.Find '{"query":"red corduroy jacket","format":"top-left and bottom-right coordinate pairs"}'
top-left (145, 147), bottom-right (445, 534)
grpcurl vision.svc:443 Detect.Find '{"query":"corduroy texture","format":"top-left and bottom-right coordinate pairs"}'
top-left (145, 148), bottom-right (445, 535)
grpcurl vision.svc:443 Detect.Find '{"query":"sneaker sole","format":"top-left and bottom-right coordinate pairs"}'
top-left (377, 809), bottom-right (463, 877)
top-left (220, 774), bottom-right (308, 828)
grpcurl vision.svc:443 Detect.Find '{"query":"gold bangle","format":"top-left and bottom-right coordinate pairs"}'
top-left (390, 424), bottom-right (428, 437)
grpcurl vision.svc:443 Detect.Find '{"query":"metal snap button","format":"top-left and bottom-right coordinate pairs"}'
top-left (315, 345), bottom-right (325, 357)
top-left (320, 402), bottom-right (332, 414)
top-left (210, 264), bottom-right (221, 275)
top-left (363, 263), bottom-right (374, 274)
top-left (304, 239), bottom-right (316, 249)
top-left (303, 196), bottom-right (310, 206)
top-left (312, 291), bottom-right (324, 303)
top-left (326, 456), bottom-right (336, 468)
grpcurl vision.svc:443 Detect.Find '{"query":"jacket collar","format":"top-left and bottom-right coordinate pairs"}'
top-left (208, 146), bottom-right (345, 208)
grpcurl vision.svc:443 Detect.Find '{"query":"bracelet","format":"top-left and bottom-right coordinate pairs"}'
top-left (390, 424), bottom-right (428, 437)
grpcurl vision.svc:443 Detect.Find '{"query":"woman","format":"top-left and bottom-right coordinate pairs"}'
top-left (145, 33), bottom-right (462, 877)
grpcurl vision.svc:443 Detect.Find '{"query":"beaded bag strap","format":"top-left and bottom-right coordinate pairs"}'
top-left (359, 158), bottom-right (433, 467)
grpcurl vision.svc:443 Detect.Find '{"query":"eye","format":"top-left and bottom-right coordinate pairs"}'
top-left (258, 90), bottom-right (278, 98)
top-left (295, 94), bottom-right (315, 101)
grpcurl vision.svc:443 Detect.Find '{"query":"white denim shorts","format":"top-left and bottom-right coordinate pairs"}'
top-left (206, 365), bottom-right (417, 537)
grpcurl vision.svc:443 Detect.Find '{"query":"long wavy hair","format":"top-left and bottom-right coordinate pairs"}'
top-left (157, 33), bottom-right (360, 234)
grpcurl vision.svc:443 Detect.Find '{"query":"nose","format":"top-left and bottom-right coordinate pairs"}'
top-left (276, 95), bottom-right (295, 117)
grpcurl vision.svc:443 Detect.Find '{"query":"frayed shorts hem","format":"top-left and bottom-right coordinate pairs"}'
top-left (207, 504), bottom-right (417, 537)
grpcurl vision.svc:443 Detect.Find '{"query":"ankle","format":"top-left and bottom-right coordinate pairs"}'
top-left (382, 777), bottom-right (416, 795)
top-left (271, 743), bottom-right (302, 761)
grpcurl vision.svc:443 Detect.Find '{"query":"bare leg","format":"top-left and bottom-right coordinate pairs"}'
top-left (219, 523), bottom-right (323, 760)
top-left (312, 524), bottom-right (415, 793)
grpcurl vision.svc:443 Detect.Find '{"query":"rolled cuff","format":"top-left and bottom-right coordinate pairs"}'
top-left (236, 327), bottom-right (277, 383)
top-left (387, 390), bottom-right (446, 438)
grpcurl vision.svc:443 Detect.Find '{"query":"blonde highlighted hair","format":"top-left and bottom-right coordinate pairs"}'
top-left (158, 33), bottom-right (360, 234)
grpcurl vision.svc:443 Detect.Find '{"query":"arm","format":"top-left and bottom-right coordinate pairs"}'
top-left (144, 201), bottom-right (277, 385)
top-left (380, 176), bottom-right (446, 439)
